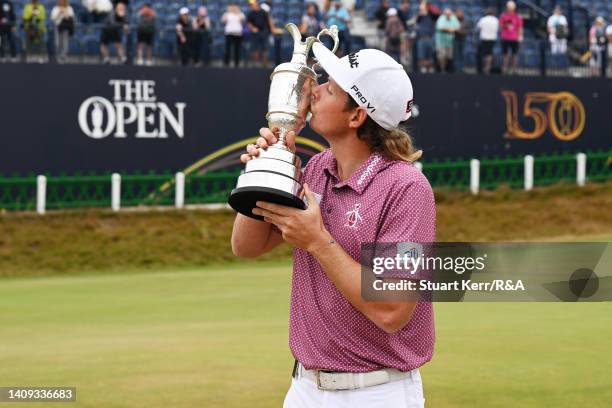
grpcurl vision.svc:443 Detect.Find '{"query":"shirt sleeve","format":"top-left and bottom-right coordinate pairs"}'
top-left (452, 16), bottom-right (460, 29)
top-left (374, 180), bottom-right (436, 281)
top-left (376, 180), bottom-right (436, 244)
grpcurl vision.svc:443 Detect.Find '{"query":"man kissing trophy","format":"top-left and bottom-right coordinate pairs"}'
top-left (228, 23), bottom-right (339, 219)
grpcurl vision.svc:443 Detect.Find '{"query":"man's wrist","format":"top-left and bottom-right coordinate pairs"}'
top-left (307, 230), bottom-right (335, 257)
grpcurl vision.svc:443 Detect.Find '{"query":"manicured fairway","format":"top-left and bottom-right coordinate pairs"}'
top-left (1, 262), bottom-right (611, 407)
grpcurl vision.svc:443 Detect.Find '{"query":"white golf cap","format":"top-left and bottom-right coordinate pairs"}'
top-left (387, 7), bottom-right (398, 16)
top-left (179, 7), bottom-right (189, 14)
top-left (312, 43), bottom-right (413, 130)
top-left (260, 3), bottom-right (270, 12)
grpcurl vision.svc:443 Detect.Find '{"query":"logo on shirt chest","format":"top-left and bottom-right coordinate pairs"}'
top-left (345, 203), bottom-right (363, 229)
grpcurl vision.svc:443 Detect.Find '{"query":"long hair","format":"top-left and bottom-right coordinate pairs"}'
top-left (346, 97), bottom-right (422, 163)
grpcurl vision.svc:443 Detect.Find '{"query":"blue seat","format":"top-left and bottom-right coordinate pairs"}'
top-left (81, 35), bottom-right (99, 56)
top-left (156, 37), bottom-right (176, 59)
top-left (520, 50), bottom-right (539, 68)
top-left (68, 36), bottom-right (81, 56)
top-left (351, 35), bottom-right (366, 50)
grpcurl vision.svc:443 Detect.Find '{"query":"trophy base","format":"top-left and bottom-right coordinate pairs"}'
top-left (229, 186), bottom-right (306, 220)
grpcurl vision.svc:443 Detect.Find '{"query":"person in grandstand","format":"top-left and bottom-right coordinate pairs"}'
top-left (99, 1), bottom-right (128, 64)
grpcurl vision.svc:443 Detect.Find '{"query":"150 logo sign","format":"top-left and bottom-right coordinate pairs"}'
top-left (501, 91), bottom-right (585, 141)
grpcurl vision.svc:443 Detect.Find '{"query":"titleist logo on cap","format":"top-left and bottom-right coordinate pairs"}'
top-left (348, 52), bottom-right (359, 68)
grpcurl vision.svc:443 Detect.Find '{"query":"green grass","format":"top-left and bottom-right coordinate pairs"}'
top-left (1, 262), bottom-right (611, 407)
top-left (1, 181), bottom-right (611, 278)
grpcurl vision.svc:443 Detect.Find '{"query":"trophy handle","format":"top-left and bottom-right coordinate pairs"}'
top-left (285, 22), bottom-right (317, 62)
top-left (317, 25), bottom-right (339, 55)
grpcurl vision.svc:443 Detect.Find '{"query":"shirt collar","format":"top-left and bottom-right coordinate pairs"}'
top-left (323, 152), bottom-right (393, 195)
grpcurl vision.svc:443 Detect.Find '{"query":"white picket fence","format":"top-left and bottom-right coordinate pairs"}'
top-left (466, 152), bottom-right (587, 195)
top-left (34, 154), bottom-right (590, 214)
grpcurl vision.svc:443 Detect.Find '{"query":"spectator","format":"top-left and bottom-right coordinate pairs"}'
top-left (221, 3), bottom-right (244, 67)
top-left (193, 6), bottom-right (211, 66)
top-left (416, 1), bottom-right (436, 73)
top-left (374, 0), bottom-right (389, 29)
top-left (397, 0), bottom-right (410, 27)
top-left (100, 2), bottom-right (127, 64)
top-left (499, 0), bottom-right (523, 74)
top-left (476, 7), bottom-right (499, 74)
top-left (547, 5), bottom-right (568, 68)
top-left (300, 2), bottom-right (322, 65)
top-left (374, 0), bottom-right (390, 48)
top-left (261, 3), bottom-right (284, 66)
top-left (340, 0), bottom-right (355, 15)
top-left (176, 7), bottom-right (195, 66)
top-left (22, 0), bottom-right (47, 62)
top-left (435, 7), bottom-right (459, 73)
top-left (301, 2), bottom-right (322, 38)
top-left (397, 0), bottom-right (412, 66)
top-left (51, 0), bottom-right (75, 63)
top-left (0, 0), bottom-right (17, 61)
top-left (385, 8), bottom-right (404, 63)
top-left (454, 8), bottom-right (467, 72)
top-left (135, 2), bottom-right (155, 66)
top-left (82, 0), bottom-right (111, 23)
top-left (607, 22), bottom-right (612, 66)
top-left (589, 16), bottom-right (606, 76)
top-left (325, 0), bottom-right (351, 56)
top-left (247, 0), bottom-right (270, 66)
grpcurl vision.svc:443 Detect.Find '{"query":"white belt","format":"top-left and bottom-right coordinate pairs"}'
top-left (293, 362), bottom-right (415, 391)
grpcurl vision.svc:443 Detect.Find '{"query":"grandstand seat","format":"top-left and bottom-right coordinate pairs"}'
top-left (156, 37), bottom-right (176, 60)
top-left (80, 35), bottom-right (99, 56)
top-left (464, 45), bottom-right (476, 66)
top-left (351, 35), bottom-right (366, 50)
top-left (68, 36), bottom-right (81, 57)
top-left (366, 3), bottom-right (378, 21)
top-left (521, 50), bottom-right (539, 68)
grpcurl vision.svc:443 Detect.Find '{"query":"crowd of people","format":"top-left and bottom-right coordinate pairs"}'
top-left (0, 0), bottom-right (611, 74)
top-left (0, 0), bottom-right (352, 66)
top-left (375, 0), bottom-right (612, 75)
top-left (0, 0), bottom-right (213, 65)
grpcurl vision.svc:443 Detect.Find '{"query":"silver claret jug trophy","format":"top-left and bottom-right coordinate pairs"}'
top-left (228, 23), bottom-right (339, 220)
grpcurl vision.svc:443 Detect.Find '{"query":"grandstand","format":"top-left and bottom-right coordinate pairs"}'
top-left (2, 0), bottom-right (610, 75)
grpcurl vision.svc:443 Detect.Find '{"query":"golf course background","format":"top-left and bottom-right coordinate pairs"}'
top-left (1, 182), bottom-right (611, 407)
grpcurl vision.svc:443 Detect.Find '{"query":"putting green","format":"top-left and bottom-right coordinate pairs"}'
top-left (1, 262), bottom-right (610, 407)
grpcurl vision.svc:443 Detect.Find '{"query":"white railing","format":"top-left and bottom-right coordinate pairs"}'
top-left (31, 153), bottom-right (591, 213)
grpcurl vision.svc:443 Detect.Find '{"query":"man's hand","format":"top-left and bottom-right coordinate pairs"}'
top-left (252, 183), bottom-right (330, 253)
top-left (240, 128), bottom-right (298, 164)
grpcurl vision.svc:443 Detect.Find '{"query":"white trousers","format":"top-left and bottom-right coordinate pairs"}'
top-left (550, 38), bottom-right (567, 54)
top-left (283, 368), bottom-right (425, 408)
